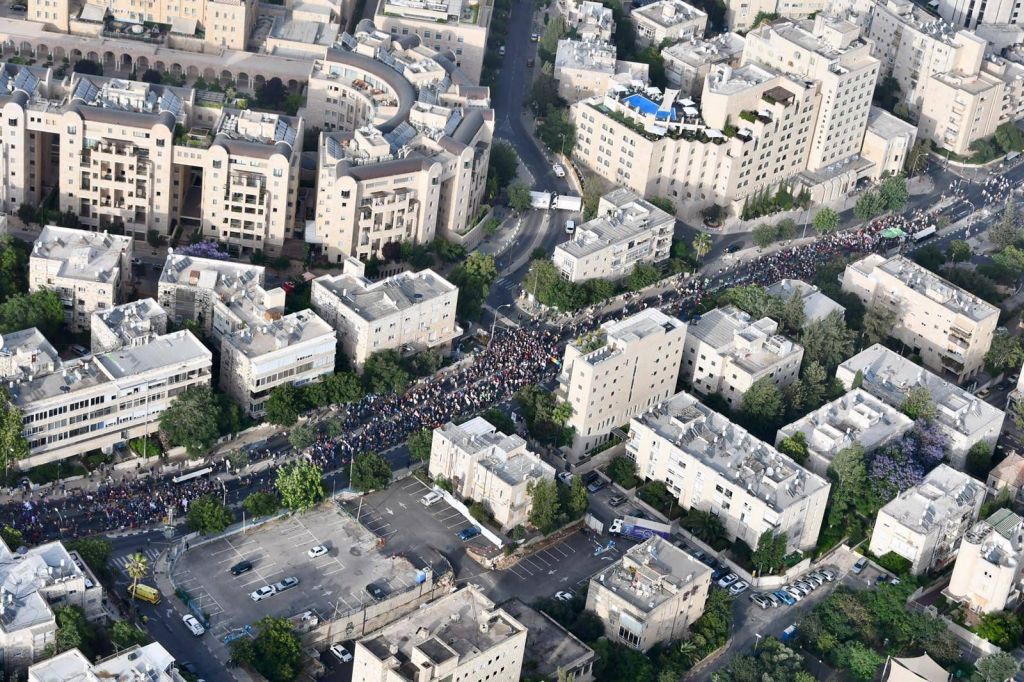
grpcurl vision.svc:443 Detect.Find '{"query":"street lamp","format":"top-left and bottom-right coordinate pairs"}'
top-left (488, 304), bottom-right (513, 349)
top-left (754, 633), bottom-right (763, 652)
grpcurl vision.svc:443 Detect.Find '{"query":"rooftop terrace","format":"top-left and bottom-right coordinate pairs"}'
top-left (688, 305), bottom-right (802, 374)
top-left (32, 225), bottom-right (131, 284)
top-left (594, 536), bottom-right (710, 613)
top-left (558, 188), bottom-right (673, 259)
top-left (315, 268), bottom-right (457, 322)
top-left (880, 464), bottom-right (982, 534)
top-left (221, 309), bottom-right (335, 359)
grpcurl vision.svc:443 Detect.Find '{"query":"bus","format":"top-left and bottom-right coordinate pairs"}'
top-left (172, 466), bottom-right (213, 484)
top-left (127, 584), bottom-right (162, 605)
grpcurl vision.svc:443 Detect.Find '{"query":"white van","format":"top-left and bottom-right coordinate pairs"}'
top-left (565, 220), bottom-right (576, 234)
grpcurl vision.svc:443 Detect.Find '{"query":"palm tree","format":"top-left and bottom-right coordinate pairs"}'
top-left (125, 552), bottom-right (149, 600)
top-left (692, 233), bottom-right (712, 260)
top-left (684, 510), bottom-right (724, 545)
top-left (677, 640), bottom-right (700, 668)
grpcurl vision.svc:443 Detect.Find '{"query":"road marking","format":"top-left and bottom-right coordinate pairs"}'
top-left (528, 553), bottom-right (552, 567)
top-left (383, 507), bottom-right (394, 516)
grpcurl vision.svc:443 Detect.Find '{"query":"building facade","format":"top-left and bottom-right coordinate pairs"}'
top-left (90, 298), bottom-right (168, 354)
top-left (630, 0), bottom-right (707, 47)
top-left (29, 643), bottom-right (186, 682)
top-left (554, 39), bottom-right (649, 104)
top-left (945, 508), bottom-right (1024, 614)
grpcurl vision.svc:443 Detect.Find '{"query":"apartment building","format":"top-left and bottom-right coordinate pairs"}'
top-left (631, 0), bottom-right (707, 47)
top-left (861, 106), bottom-right (918, 180)
top-left (725, 0), bottom-right (828, 33)
top-left (842, 254), bottom-right (998, 382)
top-left (90, 298), bottom-right (168, 354)
top-left (987, 452), bottom-right (1024, 502)
top-left (776, 388), bottom-right (914, 476)
top-left (627, 391), bottom-right (831, 552)
top-left (551, 188), bottom-right (673, 282)
top-left (663, 33), bottom-right (746, 96)
top-left (8, 328), bottom-right (211, 467)
top-left (680, 305), bottom-right (803, 409)
top-left (374, 0), bottom-right (492, 83)
top-left (566, 0), bottom-right (615, 41)
top-left (868, 464), bottom-right (985, 575)
top-left (558, 309), bottom-right (686, 456)
top-left (353, 586), bottom-right (527, 682)
top-left (429, 417), bottom-right (556, 530)
top-left (765, 279), bottom-right (846, 323)
top-left (29, 643), bottom-right (186, 682)
top-left (934, 0), bottom-right (1024, 30)
top-left (157, 252), bottom-right (266, 333)
top-left (501, 599), bottom-right (595, 682)
top-left (837, 345), bottom-right (1006, 468)
top-left (311, 258), bottom-right (461, 370)
top-left (946, 508), bottom-right (1024, 614)
top-left (0, 327), bottom-right (59, 381)
top-left (585, 537), bottom-right (711, 652)
top-left (0, 539), bottom-right (105, 674)
top-left (554, 39), bottom-right (650, 104)
top-left (28, 225), bottom-right (133, 333)
top-left (219, 309), bottom-right (336, 418)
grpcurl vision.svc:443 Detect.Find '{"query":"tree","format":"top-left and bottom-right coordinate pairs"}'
top-left (231, 616), bottom-right (304, 682)
top-left (350, 452), bottom-right (392, 492)
top-left (776, 218), bottom-right (797, 241)
top-left (275, 461), bottom-right (326, 510)
top-left (507, 182), bottom-right (532, 212)
top-left (751, 530), bottom-right (787, 575)
top-left (53, 606), bottom-right (99, 658)
top-left (566, 477), bottom-right (589, 518)
top-left (481, 407), bottom-right (516, 434)
top-left (990, 199), bottom-right (1021, 249)
top-left (0, 290), bottom-right (65, 336)
top-left (449, 252), bottom-right (498, 322)
top-left (486, 141), bottom-right (519, 200)
top-left (627, 263), bottom-right (661, 291)
top-left (753, 223), bottom-right (776, 248)
top-left (537, 106), bottom-right (576, 155)
top-left (976, 652), bottom-right (1020, 682)
top-left (946, 239), bottom-right (971, 263)
top-left (878, 175), bottom-right (909, 212)
top-left (996, 122), bottom-right (1024, 153)
top-left (66, 537), bottom-right (111, 575)
top-left (528, 478), bottom-right (561, 534)
top-left (606, 456), bottom-right (638, 487)
top-left (265, 384), bottom-right (304, 426)
top-left (243, 491), bottom-right (280, 518)
top-left (800, 311), bottom-right (855, 373)
top-left (854, 190), bottom-right (887, 221)
top-left (976, 611), bottom-right (1023, 649)
top-left (862, 304), bottom-right (897, 346)
top-left (812, 207), bottom-right (839, 234)
top-left (186, 495), bottom-right (234, 535)
top-left (905, 139), bottom-right (930, 176)
top-left (363, 350), bottom-right (411, 395)
top-left (407, 428), bottom-right (433, 462)
top-left (740, 377), bottom-right (784, 436)
top-left (73, 59), bottom-right (102, 75)
top-left (256, 77), bottom-right (287, 110)
top-left (288, 423), bottom-right (316, 451)
top-left (0, 395), bottom-right (29, 474)
top-left (835, 641), bottom-right (885, 681)
top-left (125, 553), bottom-right (149, 602)
top-left (300, 372), bottom-right (363, 408)
top-left (539, 14), bottom-right (566, 59)
top-left (900, 386), bottom-right (937, 421)
top-left (692, 233), bottom-right (712, 260)
top-left (140, 68), bottom-right (162, 84)
top-left (683, 509), bottom-right (726, 545)
top-left (826, 444), bottom-right (871, 529)
top-left (110, 619), bottom-right (151, 650)
top-left (993, 245), bottom-right (1024, 278)
top-left (987, 329), bottom-right (1024, 375)
top-left (158, 386), bottom-right (221, 456)
top-left (801, 361), bottom-right (830, 411)
top-left (777, 432), bottom-right (809, 465)
top-left (779, 291), bottom-right (806, 336)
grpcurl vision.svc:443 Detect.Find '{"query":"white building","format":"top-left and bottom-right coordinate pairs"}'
top-left (28, 225), bottom-right (133, 332)
top-left (585, 537), bottom-right (711, 651)
top-left (868, 464), bottom-right (985, 575)
top-left (554, 39), bottom-right (649, 104)
top-left (631, 0), bottom-right (707, 47)
top-left (156, 252), bottom-right (266, 334)
top-left (311, 258), bottom-right (461, 371)
top-left (776, 389), bottom-right (914, 476)
top-left (0, 539), bottom-right (105, 673)
top-left (627, 391), bottom-right (831, 552)
top-left (842, 254), bottom-right (998, 382)
top-left (861, 106), bottom-right (918, 180)
top-left (90, 298), bottom-right (168, 354)
top-left (429, 417), bottom-right (556, 530)
top-left (680, 305), bottom-right (803, 409)
top-left (551, 189), bottom-right (674, 283)
top-left (29, 643), bottom-right (186, 682)
top-left (558, 309), bottom-right (686, 456)
top-left (945, 508), bottom-right (1024, 614)
top-left (0, 328), bottom-right (60, 382)
top-left (663, 33), bottom-right (746, 96)
top-left (9, 329), bottom-right (211, 468)
top-left (836, 345), bottom-right (1006, 469)
top-left (353, 586), bottom-right (527, 682)
top-left (567, 0), bottom-right (615, 41)
top-left (765, 279), bottom-right (846, 323)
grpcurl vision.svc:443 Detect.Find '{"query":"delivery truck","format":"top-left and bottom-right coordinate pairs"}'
top-left (608, 515), bottom-right (672, 541)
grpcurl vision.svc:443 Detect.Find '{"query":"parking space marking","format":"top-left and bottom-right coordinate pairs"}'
top-left (320, 565), bottom-right (346, 577)
top-left (508, 565), bottom-right (531, 580)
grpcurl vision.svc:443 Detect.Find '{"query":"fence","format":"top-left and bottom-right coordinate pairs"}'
top-left (436, 488), bottom-right (504, 548)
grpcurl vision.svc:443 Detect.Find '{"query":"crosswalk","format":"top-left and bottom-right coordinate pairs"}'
top-left (112, 547), bottom-right (162, 575)
top-left (493, 277), bottom-right (517, 292)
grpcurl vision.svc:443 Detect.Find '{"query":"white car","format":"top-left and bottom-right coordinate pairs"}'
top-left (728, 580), bottom-right (749, 595)
top-left (716, 573), bottom-right (738, 588)
top-left (307, 545), bottom-right (329, 559)
top-left (554, 591), bottom-right (574, 602)
top-left (274, 576), bottom-right (299, 592)
top-left (250, 585), bottom-right (276, 602)
top-left (329, 644), bottom-right (353, 663)
top-left (420, 491), bottom-right (443, 507)
top-left (565, 220), bottom-right (576, 235)
top-left (552, 163), bottom-right (566, 178)
top-left (182, 614), bottom-right (205, 636)
top-left (557, 472), bottom-right (573, 485)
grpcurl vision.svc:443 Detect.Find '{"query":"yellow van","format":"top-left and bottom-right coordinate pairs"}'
top-left (127, 584), bottom-right (161, 605)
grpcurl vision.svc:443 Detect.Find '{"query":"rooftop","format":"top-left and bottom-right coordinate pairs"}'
top-left (839, 345), bottom-right (1005, 439)
top-left (664, 32), bottom-right (746, 68)
top-left (632, 391), bottom-right (829, 511)
top-left (32, 225), bottom-right (131, 284)
top-left (0, 539), bottom-right (97, 635)
top-left (760, 16), bottom-right (870, 63)
top-left (221, 309), bottom-right (335, 359)
top-left (68, 74), bottom-right (189, 123)
top-left (92, 298), bottom-right (167, 349)
top-left (380, 0), bottom-right (481, 25)
top-left (765, 279), bottom-right (845, 323)
top-left (359, 586), bottom-right (525, 680)
top-left (866, 105), bottom-right (918, 140)
top-left (499, 599), bottom-right (594, 680)
top-left (556, 188), bottom-right (674, 259)
top-left (879, 464), bottom-right (982, 534)
top-left (314, 268), bottom-right (457, 322)
top-left (214, 108), bottom-right (300, 148)
top-left (593, 536), bottom-right (711, 613)
top-left (632, 0), bottom-right (707, 29)
top-left (687, 306), bottom-right (802, 374)
top-left (0, 327), bottom-right (59, 381)
top-left (852, 254), bottom-right (998, 322)
top-left (159, 252), bottom-right (266, 295)
top-left (29, 643), bottom-right (182, 682)
top-left (988, 452), bottom-right (1024, 488)
top-left (705, 62), bottom-right (775, 97)
top-left (437, 417), bottom-right (553, 485)
top-left (568, 308), bottom-right (684, 366)
top-left (555, 38), bottom-right (618, 73)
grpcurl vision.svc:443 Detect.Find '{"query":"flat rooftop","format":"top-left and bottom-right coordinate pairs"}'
top-left (314, 268), bottom-right (456, 322)
top-left (633, 0), bottom-right (706, 28)
top-left (595, 536), bottom-right (710, 613)
top-left (0, 327), bottom-right (59, 381)
top-left (215, 108), bottom-right (300, 147)
top-left (664, 33), bottom-right (745, 67)
top-left (437, 417), bottom-right (543, 487)
top-left (93, 298), bottom-right (166, 347)
top-left (30, 643), bottom-right (181, 682)
top-left (555, 38), bottom-right (617, 73)
top-left (688, 306), bottom-right (801, 374)
top-left (879, 464), bottom-right (982, 534)
top-left (765, 279), bottom-right (845, 322)
top-left (706, 62), bottom-right (775, 96)
top-left (96, 329), bottom-right (210, 378)
top-left (68, 74), bottom-right (190, 121)
top-left (221, 309), bottom-right (334, 359)
top-left (32, 225), bottom-right (131, 284)
top-left (359, 586), bottom-right (525, 680)
top-left (568, 308), bottom-right (684, 367)
top-left (867, 106), bottom-right (918, 139)
top-left (557, 189), bottom-right (673, 259)
top-left (633, 391), bottom-right (829, 512)
top-left (499, 599), bottom-right (594, 679)
top-left (0, 540), bottom-right (92, 635)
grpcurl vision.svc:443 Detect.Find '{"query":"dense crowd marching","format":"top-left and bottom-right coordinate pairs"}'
top-left (0, 195), bottom-right (976, 547)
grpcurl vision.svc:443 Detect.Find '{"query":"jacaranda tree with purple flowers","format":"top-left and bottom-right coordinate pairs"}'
top-left (178, 241), bottom-right (230, 260)
top-left (869, 419), bottom-right (949, 499)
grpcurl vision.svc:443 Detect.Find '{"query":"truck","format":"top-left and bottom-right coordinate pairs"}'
top-left (608, 515), bottom-right (672, 542)
top-left (127, 584), bottom-right (161, 605)
top-left (528, 191), bottom-right (584, 212)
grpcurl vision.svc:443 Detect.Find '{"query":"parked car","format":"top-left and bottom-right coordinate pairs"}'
top-left (420, 491), bottom-right (443, 507)
top-left (750, 593), bottom-right (771, 609)
top-left (230, 560), bottom-right (253, 576)
top-left (365, 583), bottom-right (386, 600)
top-left (716, 573), bottom-right (737, 588)
top-left (530, 33), bottom-right (539, 41)
top-left (554, 590), bottom-right (574, 602)
top-left (329, 644), bottom-right (353, 663)
top-left (819, 568), bottom-right (837, 582)
top-left (250, 585), bottom-right (276, 602)
top-left (71, 344), bottom-right (89, 355)
top-left (459, 526), bottom-right (482, 541)
top-left (726, 241), bottom-right (744, 253)
top-left (274, 577), bottom-right (299, 592)
top-left (852, 557), bottom-right (868, 574)
top-left (783, 586), bottom-right (803, 601)
top-left (795, 580), bottom-right (814, 593)
top-left (608, 494), bottom-right (626, 507)
top-left (557, 472), bottom-right (573, 486)
top-left (774, 590), bottom-right (797, 606)
top-left (307, 545), bottom-right (329, 559)
top-left (728, 580), bottom-right (749, 595)
top-left (182, 614), bottom-right (205, 636)
top-left (498, 46), bottom-right (506, 56)
top-left (805, 574), bottom-right (823, 588)
top-left (582, 471), bottom-right (600, 485)
top-left (586, 478), bottom-right (606, 493)
top-left (763, 592), bottom-right (781, 607)
top-left (565, 219), bottom-right (576, 235)
top-left (552, 163), bottom-right (566, 178)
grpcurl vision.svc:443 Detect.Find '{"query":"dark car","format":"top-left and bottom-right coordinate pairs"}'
top-left (230, 560), bottom-right (253, 576)
top-left (726, 241), bottom-right (744, 253)
top-left (608, 494), bottom-right (626, 507)
top-left (587, 479), bottom-right (607, 493)
top-left (582, 471), bottom-right (600, 485)
top-left (459, 526), bottom-right (482, 541)
top-left (366, 583), bottom-right (386, 600)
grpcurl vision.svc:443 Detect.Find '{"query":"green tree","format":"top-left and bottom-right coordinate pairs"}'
top-left (779, 291), bottom-right (806, 336)
top-left (158, 386), bottom-right (221, 456)
top-left (718, 285), bottom-right (781, 319)
top-left (627, 263), bottom-right (661, 291)
top-left (835, 641), bottom-right (885, 681)
top-left (913, 245), bottom-right (947, 273)
top-left (987, 329), bottom-right (1024, 375)
top-left (993, 245), bottom-right (1024, 278)
top-left (740, 377), bottom-right (784, 436)
top-left (350, 451), bottom-right (392, 492)
top-left (606, 455), bottom-right (638, 487)
top-left (753, 223), bottom-right (776, 248)
top-left (567, 476), bottom-right (589, 518)
top-left (901, 385), bottom-right (937, 421)
top-left (537, 106), bottom-right (576, 155)
top-left (0, 394), bottom-right (29, 474)
top-left (777, 432), bottom-right (809, 465)
top-left (800, 311), bottom-right (855, 373)
top-left (946, 239), bottom-right (972, 263)
top-left (109, 619), bottom-right (151, 650)
top-left (0, 525), bottom-right (23, 550)
top-left (288, 423), bottom-right (316, 451)
top-left (449, 252), bottom-right (498, 321)
top-left (905, 138), bottom-right (930, 175)
top-left (53, 606), bottom-right (99, 657)
top-left (862, 304), bottom-right (897, 346)
top-left (801, 360), bottom-right (830, 410)
top-left (693, 233), bottom-right (712, 260)
top-left (363, 350), bottom-right (411, 395)
top-left (826, 444), bottom-right (871, 529)
top-left (751, 530), bottom-right (787, 575)
top-left (486, 141), bottom-right (519, 200)
top-left (975, 652), bottom-right (1020, 682)
top-left (996, 122), bottom-right (1024, 152)
top-left (407, 427), bottom-right (433, 462)
top-left (230, 616), bottom-right (304, 682)
top-left (186, 495), bottom-right (234, 535)
top-left (539, 14), bottom-right (566, 59)
top-left (303, 372), bottom-right (362, 407)
top-left (990, 199), bottom-right (1021, 249)
top-left (528, 478), bottom-right (561, 533)
top-left (813, 207), bottom-right (840, 234)
top-left (275, 461), bottom-right (326, 510)
top-left (125, 553), bottom-right (149, 603)
top-left (878, 175), bottom-right (909, 212)
top-left (776, 218), bottom-right (797, 241)
top-left (682, 509), bottom-right (726, 545)
top-left (481, 407), bottom-right (516, 434)
top-left (646, 196), bottom-right (675, 214)
top-left (265, 384), bottom-right (304, 426)
top-left (508, 182), bottom-right (532, 212)
top-left (243, 491), bottom-right (280, 518)
top-left (976, 611), bottom-right (1023, 649)
top-left (0, 289), bottom-right (65, 336)
top-left (66, 537), bottom-right (111, 575)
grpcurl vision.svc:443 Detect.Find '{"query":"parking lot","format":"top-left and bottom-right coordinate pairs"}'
top-left (170, 506), bottom-right (427, 638)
